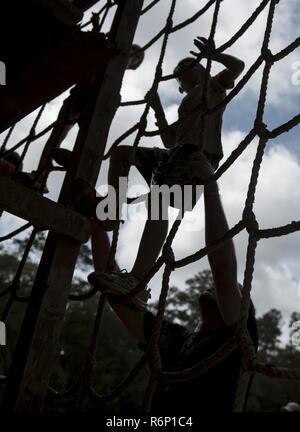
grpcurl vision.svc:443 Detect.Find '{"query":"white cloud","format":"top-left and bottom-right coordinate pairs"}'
top-left (128, 0), bottom-right (300, 108)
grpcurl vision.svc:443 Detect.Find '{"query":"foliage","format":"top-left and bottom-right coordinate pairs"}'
top-left (1, 236), bottom-right (300, 412)
top-left (149, 269), bottom-right (214, 331)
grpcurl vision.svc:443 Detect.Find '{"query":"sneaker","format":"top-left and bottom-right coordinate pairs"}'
top-left (88, 270), bottom-right (151, 312)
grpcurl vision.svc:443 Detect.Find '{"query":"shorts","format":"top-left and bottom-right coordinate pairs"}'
top-left (134, 144), bottom-right (220, 210)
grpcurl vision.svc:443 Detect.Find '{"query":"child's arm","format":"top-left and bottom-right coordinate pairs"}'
top-left (204, 177), bottom-right (242, 327)
top-left (211, 51), bottom-right (245, 89)
top-left (148, 93), bottom-right (177, 149)
top-left (191, 37), bottom-right (245, 89)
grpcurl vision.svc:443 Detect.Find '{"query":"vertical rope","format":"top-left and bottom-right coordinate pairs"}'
top-left (17, 104), bottom-right (46, 171)
top-left (108, 0), bottom-right (178, 266)
top-left (75, 293), bottom-right (107, 412)
top-left (1, 228), bottom-right (38, 323)
top-left (0, 124), bottom-right (16, 154)
top-left (233, 0), bottom-right (279, 412)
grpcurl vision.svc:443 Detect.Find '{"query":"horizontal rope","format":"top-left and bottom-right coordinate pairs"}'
top-left (160, 337), bottom-right (237, 382)
top-left (0, 223), bottom-right (32, 243)
top-left (89, 354), bottom-right (149, 402)
top-left (69, 287), bottom-right (99, 301)
top-left (1, 122), bottom-right (57, 157)
top-left (253, 362), bottom-right (300, 380)
top-left (120, 99), bottom-right (146, 107)
top-left (141, 0), bottom-right (162, 16)
top-left (257, 220), bottom-right (300, 239)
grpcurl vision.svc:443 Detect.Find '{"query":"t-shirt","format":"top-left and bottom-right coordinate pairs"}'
top-left (139, 308), bottom-right (258, 414)
top-left (176, 72), bottom-right (230, 165)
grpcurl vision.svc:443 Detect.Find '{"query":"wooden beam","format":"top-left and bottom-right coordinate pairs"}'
top-left (0, 31), bottom-right (118, 133)
top-left (72, 0), bottom-right (101, 13)
top-left (2, 0), bottom-right (144, 412)
top-left (0, 175), bottom-right (90, 243)
top-left (34, 0), bottom-right (83, 25)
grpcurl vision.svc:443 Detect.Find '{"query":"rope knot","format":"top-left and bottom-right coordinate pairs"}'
top-left (155, 66), bottom-right (163, 80)
top-left (262, 48), bottom-right (274, 64)
top-left (166, 18), bottom-right (173, 30)
top-left (254, 120), bottom-right (268, 139)
top-left (243, 209), bottom-right (259, 234)
top-left (149, 346), bottom-right (162, 373)
top-left (91, 13), bottom-right (100, 33)
top-left (139, 117), bottom-right (148, 131)
top-left (162, 244), bottom-right (175, 268)
top-left (236, 330), bottom-right (256, 370)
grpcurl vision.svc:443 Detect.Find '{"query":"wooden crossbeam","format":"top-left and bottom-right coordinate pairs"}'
top-left (0, 31), bottom-right (118, 133)
top-left (72, 0), bottom-right (101, 13)
top-left (0, 175), bottom-right (90, 243)
top-left (35, 0), bottom-right (83, 25)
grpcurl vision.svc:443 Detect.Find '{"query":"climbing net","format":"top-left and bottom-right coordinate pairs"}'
top-left (1, 0), bottom-right (300, 413)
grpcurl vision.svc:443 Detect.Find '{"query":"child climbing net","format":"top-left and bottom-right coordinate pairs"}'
top-left (1, 0), bottom-right (300, 413)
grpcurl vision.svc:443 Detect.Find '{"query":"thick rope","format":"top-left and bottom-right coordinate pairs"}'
top-left (233, 0), bottom-right (279, 411)
top-left (141, 0), bottom-right (162, 16)
top-left (0, 124), bottom-right (16, 153)
top-left (1, 228), bottom-right (38, 322)
top-left (0, 223), bottom-right (32, 243)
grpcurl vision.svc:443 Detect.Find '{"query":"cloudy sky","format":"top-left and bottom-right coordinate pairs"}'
top-left (1, 0), bottom-right (300, 338)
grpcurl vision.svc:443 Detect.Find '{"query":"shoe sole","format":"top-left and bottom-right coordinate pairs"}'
top-left (88, 272), bottom-right (146, 312)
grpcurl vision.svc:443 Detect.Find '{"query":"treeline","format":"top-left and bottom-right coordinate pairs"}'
top-left (0, 235), bottom-right (299, 412)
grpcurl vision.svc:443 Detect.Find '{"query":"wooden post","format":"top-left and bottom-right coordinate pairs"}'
top-left (1, 0), bottom-right (143, 412)
top-left (0, 175), bottom-right (90, 243)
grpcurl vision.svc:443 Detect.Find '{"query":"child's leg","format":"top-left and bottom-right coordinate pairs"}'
top-left (108, 145), bottom-right (159, 195)
top-left (131, 218), bottom-right (169, 281)
top-left (92, 145), bottom-right (169, 281)
top-left (108, 145), bottom-right (137, 193)
top-left (130, 146), bottom-right (203, 281)
top-left (91, 220), bottom-right (113, 272)
top-left (35, 98), bottom-right (74, 179)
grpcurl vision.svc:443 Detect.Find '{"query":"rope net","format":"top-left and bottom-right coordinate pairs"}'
top-left (1, 0), bottom-right (300, 413)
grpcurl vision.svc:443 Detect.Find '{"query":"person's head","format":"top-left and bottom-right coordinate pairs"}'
top-left (173, 57), bottom-right (206, 93)
top-left (4, 151), bottom-right (21, 168)
top-left (126, 44), bottom-right (145, 70)
top-left (0, 151), bottom-right (23, 173)
top-left (195, 284), bottom-right (256, 332)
